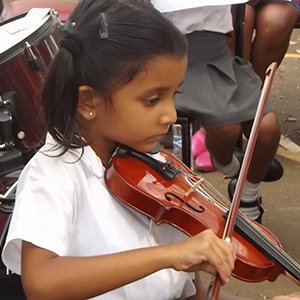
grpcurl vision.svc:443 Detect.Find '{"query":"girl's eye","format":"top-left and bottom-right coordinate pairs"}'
top-left (174, 90), bottom-right (182, 95)
top-left (146, 97), bottom-right (160, 106)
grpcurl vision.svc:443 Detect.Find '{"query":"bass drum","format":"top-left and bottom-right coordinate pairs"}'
top-left (0, 9), bottom-right (61, 160)
top-left (1, 0), bottom-right (78, 23)
top-left (0, 9), bottom-right (62, 298)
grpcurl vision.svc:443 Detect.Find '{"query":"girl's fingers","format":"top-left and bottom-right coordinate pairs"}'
top-left (189, 231), bottom-right (236, 282)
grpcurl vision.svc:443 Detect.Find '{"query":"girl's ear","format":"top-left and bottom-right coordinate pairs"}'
top-left (77, 85), bottom-right (99, 120)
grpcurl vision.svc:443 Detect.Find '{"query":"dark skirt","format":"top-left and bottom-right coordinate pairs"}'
top-left (175, 31), bottom-right (273, 128)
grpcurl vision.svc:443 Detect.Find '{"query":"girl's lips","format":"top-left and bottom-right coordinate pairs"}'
top-left (150, 133), bottom-right (167, 141)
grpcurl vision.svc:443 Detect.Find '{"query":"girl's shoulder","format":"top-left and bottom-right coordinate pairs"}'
top-left (20, 135), bottom-right (104, 187)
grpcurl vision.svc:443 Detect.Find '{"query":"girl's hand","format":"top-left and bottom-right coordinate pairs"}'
top-left (167, 229), bottom-right (236, 284)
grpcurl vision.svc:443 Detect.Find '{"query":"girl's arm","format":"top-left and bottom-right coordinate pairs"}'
top-left (22, 241), bottom-right (173, 300)
top-left (21, 229), bottom-right (235, 300)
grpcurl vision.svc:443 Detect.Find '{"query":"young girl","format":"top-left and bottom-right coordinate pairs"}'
top-left (1, 0), bottom-right (299, 299)
top-left (0, 0), bottom-right (237, 299)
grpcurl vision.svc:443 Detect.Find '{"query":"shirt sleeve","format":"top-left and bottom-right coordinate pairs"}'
top-left (1, 153), bottom-right (78, 275)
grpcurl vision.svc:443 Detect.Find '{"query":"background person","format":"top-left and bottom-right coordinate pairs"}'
top-left (161, 4), bottom-right (283, 224)
top-left (244, 0), bottom-right (300, 81)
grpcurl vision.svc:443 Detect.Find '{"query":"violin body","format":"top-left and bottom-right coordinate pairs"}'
top-left (105, 146), bottom-right (300, 284)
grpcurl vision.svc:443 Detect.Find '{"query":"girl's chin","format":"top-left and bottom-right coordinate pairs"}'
top-left (127, 142), bottom-right (160, 154)
top-left (146, 142), bottom-right (161, 154)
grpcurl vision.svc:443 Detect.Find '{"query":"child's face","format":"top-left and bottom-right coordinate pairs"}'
top-left (88, 54), bottom-right (187, 158)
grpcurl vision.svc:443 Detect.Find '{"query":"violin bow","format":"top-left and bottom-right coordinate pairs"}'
top-left (209, 62), bottom-right (278, 300)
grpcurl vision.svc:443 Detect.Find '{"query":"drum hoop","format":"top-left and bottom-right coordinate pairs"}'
top-left (0, 10), bottom-right (61, 65)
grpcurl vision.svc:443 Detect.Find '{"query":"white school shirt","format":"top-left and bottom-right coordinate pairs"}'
top-left (163, 5), bottom-right (233, 35)
top-left (2, 134), bottom-right (195, 300)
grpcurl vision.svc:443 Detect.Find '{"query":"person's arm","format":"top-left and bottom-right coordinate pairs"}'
top-left (186, 272), bottom-right (300, 300)
top-left (272, 294), bottom-right (300, 300)
top-left (247, 0), bottom-right (261, 6)
top-left (21, 229), bottom-right (235, 300)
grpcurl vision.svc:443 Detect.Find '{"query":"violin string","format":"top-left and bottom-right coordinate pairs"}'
top-left (183, 172), bottom-right (300, 273)
top-left (199, 176), bottom-right (300, 270)
top-left (235, 213), bottom-right (300, 274)
top-left (184, 172), bottom-right (232, 208)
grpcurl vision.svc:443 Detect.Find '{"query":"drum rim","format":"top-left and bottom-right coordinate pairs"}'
top-left (0, 10), bottom-right (61, 65)
top-left (0, 11), bottom-right (28, 26)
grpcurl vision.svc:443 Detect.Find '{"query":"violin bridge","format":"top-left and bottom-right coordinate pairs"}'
top-left (184, 177), bottom-right (205, 197)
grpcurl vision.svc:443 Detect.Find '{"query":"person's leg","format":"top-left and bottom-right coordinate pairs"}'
top-left (204, 116), bottom-right (281, 181)
top-left (243, 4), bottom-right (256, 60)
top-left (205, 123), bottom-right (242, 177)
top-left (250, 2), bottom-right (299, 80)
top-left (228, 112), bottom-right (281, 221)
top-left (242, 112), bottom-right (281, 183)
top-left (205, 123), bottom-right (262, 221)
top-left (205, 112), bottom-right (281, 221)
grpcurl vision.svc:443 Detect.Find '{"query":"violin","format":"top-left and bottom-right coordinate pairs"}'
top-left (105, 145), bottom-right (300, 284)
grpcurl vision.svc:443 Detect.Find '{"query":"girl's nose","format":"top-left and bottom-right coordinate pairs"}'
top-left (160, 101), bottom-right (177, 125)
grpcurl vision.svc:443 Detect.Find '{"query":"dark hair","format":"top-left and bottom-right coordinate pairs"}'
top-left (42, 0), bottom-right (188, 152)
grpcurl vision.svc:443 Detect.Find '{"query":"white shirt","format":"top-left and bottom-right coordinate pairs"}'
top-left (163, 6), bottom-right (233, 35)
top-left (2, 134), bottom-right (195, 300)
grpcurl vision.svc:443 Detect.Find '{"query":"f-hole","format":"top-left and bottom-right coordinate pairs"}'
top-left (165, 192), bottom-right (205, 213)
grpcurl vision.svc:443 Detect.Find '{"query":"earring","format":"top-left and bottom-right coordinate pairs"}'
top-left (89, 112), bottom-right (93, 117)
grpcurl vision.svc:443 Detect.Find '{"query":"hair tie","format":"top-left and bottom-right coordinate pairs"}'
top-left (60, 33), bottom-right (82, 56)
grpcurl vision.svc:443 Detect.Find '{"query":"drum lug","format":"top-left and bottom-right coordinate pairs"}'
top-left (0, 92), bottom-right (19, 148)
top-left (0, 93), bottom-right (23, 176)
top-left (25, 42), bottom-right (44, 71)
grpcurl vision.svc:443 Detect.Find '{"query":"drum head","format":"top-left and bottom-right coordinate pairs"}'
top-left (1, 0), bottom-right (77, 22)
top-left (0, 8), bottom-right (57, 64)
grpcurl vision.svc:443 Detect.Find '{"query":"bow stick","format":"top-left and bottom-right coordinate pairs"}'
top-left (209, 62), bottom-right (278, 299)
